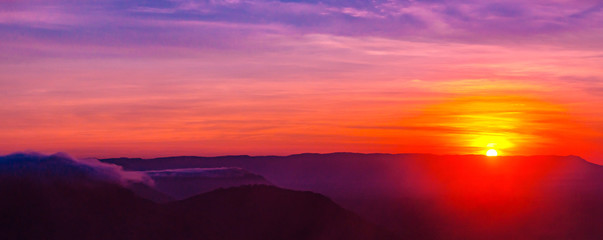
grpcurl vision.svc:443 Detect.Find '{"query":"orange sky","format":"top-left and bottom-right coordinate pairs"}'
top-left (1, 1), bottom-right (603, 163)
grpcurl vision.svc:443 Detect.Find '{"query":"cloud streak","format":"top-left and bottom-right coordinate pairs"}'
top-left (2, 0), bottom-right (603, 46)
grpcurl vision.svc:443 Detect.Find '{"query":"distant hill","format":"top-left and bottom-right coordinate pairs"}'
top-left (0, 152), bottom-right (399, 240)
top-left (103, 153), bottom-right (603, 239)
top-left (103, 153), bottom-right (603, 196)
top-left (143, 167), bottom-right (272, 200)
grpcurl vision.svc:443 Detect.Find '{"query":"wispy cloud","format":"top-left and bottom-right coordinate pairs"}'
top-left (0, 152), bottom-right (153, 186)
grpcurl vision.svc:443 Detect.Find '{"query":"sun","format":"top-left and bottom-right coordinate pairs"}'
top-left (486, 149), bottom-right (498, 157)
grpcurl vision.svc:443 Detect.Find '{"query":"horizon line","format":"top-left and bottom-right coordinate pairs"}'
top-left (94, 151), bottom-right (587, 160)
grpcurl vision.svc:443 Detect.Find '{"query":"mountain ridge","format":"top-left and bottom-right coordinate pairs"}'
top-left (100, 152), bottom-right (603, 239)
top-left (0, 152), bottom-right (400, 240)
top-left (102, 152), bottom-right (600, 167)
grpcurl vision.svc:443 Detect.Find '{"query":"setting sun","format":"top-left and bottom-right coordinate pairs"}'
top-left (486, 149), bottom-right (498, 157)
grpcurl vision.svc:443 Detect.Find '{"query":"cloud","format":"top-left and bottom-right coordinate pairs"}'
top-left (0, 152), bottom-right (153, 186)
top-left (2, 0), bottom-right (603, 58)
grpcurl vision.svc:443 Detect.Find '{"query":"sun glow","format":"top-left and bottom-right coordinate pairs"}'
top-left (486, 149), bottom-right (498, 157)
top-left (405, 95), bottom-right (581, 157)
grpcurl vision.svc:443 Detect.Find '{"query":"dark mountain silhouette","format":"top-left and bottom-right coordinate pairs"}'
top-left (164, 185), bottom-right (399, 240)
top-left (0, 153), bottom-right (400, 240)
top-left (128, 182), bottom-right (176, 203)
top-left (103, 153), bottom-right (603, 239)
top-left (0, 177), bottom-right (160, 240)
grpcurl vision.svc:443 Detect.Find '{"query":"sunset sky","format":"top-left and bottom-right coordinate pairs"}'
top-left (1, 0), bottom-right (603, 163)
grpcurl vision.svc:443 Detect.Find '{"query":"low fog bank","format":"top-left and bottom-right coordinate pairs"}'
top-left (0, 152), bottom-right (153, 186)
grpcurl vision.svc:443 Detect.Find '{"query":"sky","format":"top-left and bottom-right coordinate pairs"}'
top-left (1, 0), bottom-right (603, 163)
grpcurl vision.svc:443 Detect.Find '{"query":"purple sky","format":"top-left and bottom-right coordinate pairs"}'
top-left (1, 0), bottom-right (603, 163)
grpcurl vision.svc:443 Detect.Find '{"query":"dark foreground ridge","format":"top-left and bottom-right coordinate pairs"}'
top-left (164, 185), bottom-right (399, 240)
top-left (0, 153), bottom-right (399, 240)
